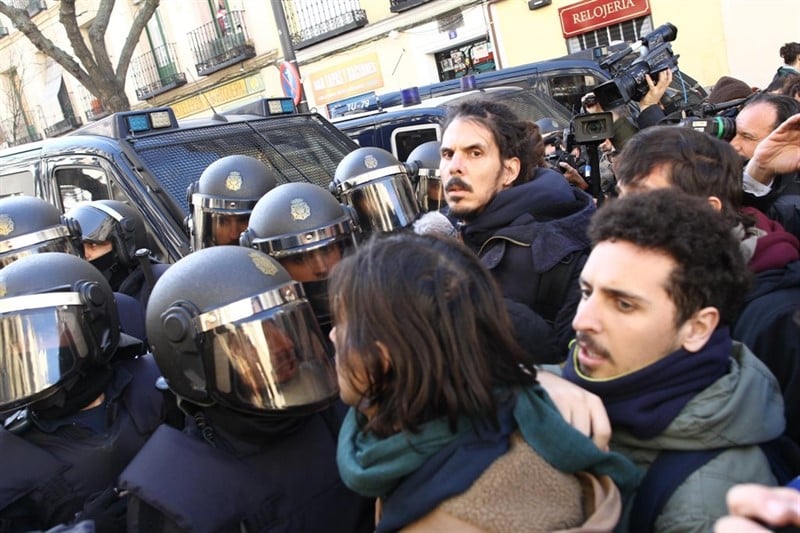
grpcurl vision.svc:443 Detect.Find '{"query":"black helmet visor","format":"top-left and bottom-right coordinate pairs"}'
top-left (0, 228), bottom-right (82, 269)
top-left (198, 291), bottom-right (338, 415)
top-left (72, 205), bottom-right (117, 243)
top-left (0, 293), bottom-right (95, 410)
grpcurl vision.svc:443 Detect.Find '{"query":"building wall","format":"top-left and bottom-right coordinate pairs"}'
top-left (0, 0), bottom-right (796, 142)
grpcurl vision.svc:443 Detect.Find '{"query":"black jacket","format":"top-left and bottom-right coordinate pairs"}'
top-left (452, 168), bottom-right (595, 363)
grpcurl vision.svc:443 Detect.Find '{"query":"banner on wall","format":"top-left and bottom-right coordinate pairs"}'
top-left (309, 52), bottom-right (384, 105)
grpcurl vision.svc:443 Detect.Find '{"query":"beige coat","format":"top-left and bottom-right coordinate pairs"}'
top-left (377, 431), bottom-right (622, 532)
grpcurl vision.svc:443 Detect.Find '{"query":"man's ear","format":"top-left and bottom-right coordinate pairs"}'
top-left (706, 196), bottom-right (723, 212)
top-left (679, 306), bottom-right (720, 352)
top-left (502, 157), bottom-right (521, 187)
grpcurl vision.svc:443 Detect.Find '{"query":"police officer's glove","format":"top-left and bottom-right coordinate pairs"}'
top-left (74, 486), bottom-right (128, 533)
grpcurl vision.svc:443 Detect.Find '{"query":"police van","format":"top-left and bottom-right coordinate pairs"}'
top-left (330, 86), bottom-right (573, 162)
top-left (0, 98), bottom-right (358, 262)
top-left (328, 44), bottom-right (707, 160)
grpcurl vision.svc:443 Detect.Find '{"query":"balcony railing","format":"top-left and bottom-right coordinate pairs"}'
top-left (9, 0), bottom-right (46, 17)
top-left (282, 0), bottom-right (367, 50)
top-left (188, 10), bottom-right (255, 76)
top-left (44, 115), bottom-right (82, 138)
top-left (389, 0), bottom-right (434, 13)
top-left (131, 43), bottom-right (187, 100)
top-left (85, 98), bottom-right (110, 121)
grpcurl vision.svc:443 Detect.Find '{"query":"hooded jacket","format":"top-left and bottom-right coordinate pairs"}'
top-left (734, 207), bottom-right (800, 445)
top-left (452, 168), bottom-right (595, 362)
top-left (610, 343), bottom-right (784, 533)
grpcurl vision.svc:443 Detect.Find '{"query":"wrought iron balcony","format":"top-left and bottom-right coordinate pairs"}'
top-left (131, 43), bottom-right (187, 100)
top-left (282, 0), bottom-right (367, 50)
top-left (44, 115), bottom-right (82, 138)
top-left (389, 0), bottom-right (434, 13)
top-left (188, 10), bottom-right (255, 76)
top-left (85, 98), bottom-right (110, 121)
top-left (8, 0), bottom-right (46, 17)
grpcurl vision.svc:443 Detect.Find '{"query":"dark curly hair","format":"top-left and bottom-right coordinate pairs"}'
top-left (614, 126), bottom-right (745, 226)
top-left (589, 189), bottom-right (751, 327)
top-left (780, 42), bottom-right (800, 64)
top-left (328, 232), bottom-right (535, 438)
top-left (443, 99), bottom-right (546, 184)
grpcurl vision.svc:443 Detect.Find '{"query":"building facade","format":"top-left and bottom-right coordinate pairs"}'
top-left (0, 0), bottom-right (796, 146)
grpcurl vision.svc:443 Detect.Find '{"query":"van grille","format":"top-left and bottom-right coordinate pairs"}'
top-left (129, 114), bottom-right (356, 214)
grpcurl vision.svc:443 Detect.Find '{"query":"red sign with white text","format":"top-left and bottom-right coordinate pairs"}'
top-left (559, 0), bottom-right (651, 38)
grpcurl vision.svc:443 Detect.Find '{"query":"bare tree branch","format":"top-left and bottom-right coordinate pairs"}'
top-left (0, 0), bottom-right (160, 112)
top-left (116, 0), bottom-right (160, 83)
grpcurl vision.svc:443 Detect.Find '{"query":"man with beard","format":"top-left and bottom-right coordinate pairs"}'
top-left (735, 97), bottom-right (800, 240)
top-left (439, 99), bottom-right (595, 363)
top-left (563, 189), bottom-right (785, 532)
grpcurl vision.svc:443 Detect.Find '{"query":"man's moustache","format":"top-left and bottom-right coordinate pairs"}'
top-left (445, 177), bottom-right (473, 192)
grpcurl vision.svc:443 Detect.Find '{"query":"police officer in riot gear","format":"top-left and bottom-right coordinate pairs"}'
top-left (405, 140), bottom-right (444, 212)
top-left (240, 182), bottom-right (358, 334)
top-left (187, 155), bottom-right (278, 250)
top-left (330, 146), bottom-right (419, 233)
top-left (0, 195), bottom-right (82, 269)
top-left (0, 253), bottom-right (165, 531)
top-left (118, 246), bottom-right (373, 532)
top-left (67, 200), bottom-right (169, 310)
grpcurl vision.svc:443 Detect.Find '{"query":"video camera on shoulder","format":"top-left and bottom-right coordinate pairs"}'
top-left (676, 116), bottom-right (736, 142)
top-left (593, 23), bottom-right (680, 109)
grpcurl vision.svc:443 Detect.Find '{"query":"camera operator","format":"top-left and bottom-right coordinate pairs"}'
top-left (539, 118), bottom-right (589, 191)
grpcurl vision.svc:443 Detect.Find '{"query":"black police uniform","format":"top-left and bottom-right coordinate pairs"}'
top-left (120, 402), bottom-right (374, 533)
top-left (0, 355), bottom-right (165, 532)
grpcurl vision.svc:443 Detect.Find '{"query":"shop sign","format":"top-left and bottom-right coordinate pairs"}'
top-left (309, 52), bottom-right (384, 105)
top-left (559, 0), bottom-right (651, 38)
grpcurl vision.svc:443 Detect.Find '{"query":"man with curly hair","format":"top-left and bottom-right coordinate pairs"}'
top-left (563, 189), bottom-right (785, 532)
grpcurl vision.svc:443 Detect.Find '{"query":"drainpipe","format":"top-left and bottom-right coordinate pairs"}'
top-left (483, 0), bottom-right (503, 70)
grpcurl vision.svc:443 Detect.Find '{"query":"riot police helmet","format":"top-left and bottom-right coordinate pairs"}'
top-left (406, 141), bottom-right (444, 212)
top-left (240, 182), bottom-right (358, 331)
top-left (66, 200), bottom-right (149, 270)
top-left (187, 155), bottom-right (278, 250)
top-left (146, 246), bottom-right (338, 415)
top-left (330, 147), bottom-right (419, 233)
top-left (536, 117), bottom-right (566, 142)
top-left (0, 196), bottom-right (82, 269)
top-left (0, 253), bottom-right (120, 412)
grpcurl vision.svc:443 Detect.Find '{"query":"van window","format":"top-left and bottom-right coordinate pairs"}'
top-left (548, 73), bottom-right (602, 115)
top-left (54, 167), bottom-right (111, 211)
top-left (391, 126), bottom-right (440, 162)
top-left (0, 169), bottom-right (35, 198)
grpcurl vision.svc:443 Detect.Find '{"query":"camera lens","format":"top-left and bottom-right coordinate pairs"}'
top-left (584, 120), bottom-right (605, 135)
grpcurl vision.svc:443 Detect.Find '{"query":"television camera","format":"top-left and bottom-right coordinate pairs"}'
top-left (594, 23), bottom-right (680, 109)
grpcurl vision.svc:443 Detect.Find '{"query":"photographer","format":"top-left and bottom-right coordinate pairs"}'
top-left (539, 118), bottom-right (589, 191)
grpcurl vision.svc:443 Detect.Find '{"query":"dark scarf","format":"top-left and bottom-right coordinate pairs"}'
top-left (563, 327), bottom-right (732, 439)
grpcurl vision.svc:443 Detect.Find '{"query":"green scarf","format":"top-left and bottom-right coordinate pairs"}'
top-left (337, 383), bottom-right (641, 500)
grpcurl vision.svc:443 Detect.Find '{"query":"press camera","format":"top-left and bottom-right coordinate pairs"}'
top-left (593, 23), bottom-right (680, 109)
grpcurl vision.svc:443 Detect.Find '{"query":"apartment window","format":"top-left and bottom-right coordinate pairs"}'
top-left (566, 16), bottom-right (653, 54)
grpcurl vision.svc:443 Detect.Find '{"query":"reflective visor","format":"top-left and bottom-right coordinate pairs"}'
top-left (202, 300), bottom-right (338, 414)
top-left (73, 206), bottom-right (117, 243)
top-left (343, 174), bottom-right (420, 232)
top-left (0, 236), bottom-right (81, 269)
top-left (0, 294), bottom-right (93, 409)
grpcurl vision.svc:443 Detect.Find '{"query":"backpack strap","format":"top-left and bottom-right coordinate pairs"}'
top-left (628, 448), bottom-right (724, 532)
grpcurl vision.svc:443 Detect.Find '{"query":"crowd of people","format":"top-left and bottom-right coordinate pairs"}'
top-left (0, 40), bottom-right (799, 533)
